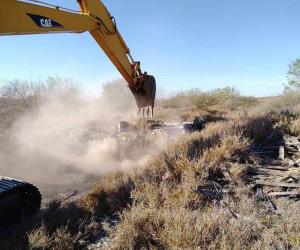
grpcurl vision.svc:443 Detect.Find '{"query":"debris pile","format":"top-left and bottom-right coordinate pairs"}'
top-left (247, 135), bottom-right (300, 199)
top-left (117, 119), bottom-right (203, 146)
top-left (195, 133), bottom-right (300, 221)
top-left (203, 134), bottom-right (300, 201)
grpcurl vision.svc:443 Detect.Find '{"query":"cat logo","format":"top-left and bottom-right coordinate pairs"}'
top-left (40, 19), bottom-right (52, 28)
top-left (27, 13), bottom-right (63, 28)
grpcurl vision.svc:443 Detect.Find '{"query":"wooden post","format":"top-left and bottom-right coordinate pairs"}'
top-left (279, 146), bottom-right (285, 161)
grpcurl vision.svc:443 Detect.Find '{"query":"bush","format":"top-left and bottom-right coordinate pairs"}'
top-left (160, 87), bottom-right (246, 110)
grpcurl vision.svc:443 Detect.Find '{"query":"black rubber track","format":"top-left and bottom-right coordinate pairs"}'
top-left (0, 177), bottom-right (41, 223)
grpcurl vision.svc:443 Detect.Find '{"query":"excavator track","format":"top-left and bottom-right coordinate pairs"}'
top-left (0, 177), bottom-right (41, 223)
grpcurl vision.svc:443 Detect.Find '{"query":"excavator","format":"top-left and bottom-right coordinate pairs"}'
top-left (0, 0), bottom-right (156, 223)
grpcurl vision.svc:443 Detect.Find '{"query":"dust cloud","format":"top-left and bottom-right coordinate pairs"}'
top-left (0, 80), bottom-right (164, 194)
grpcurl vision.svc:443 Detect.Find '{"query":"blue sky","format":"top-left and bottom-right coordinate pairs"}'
top-left (1, 0), bottom-right (300, 96)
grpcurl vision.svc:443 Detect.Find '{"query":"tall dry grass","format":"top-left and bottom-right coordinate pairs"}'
top-left (104, 109), bottom-right (300, 249)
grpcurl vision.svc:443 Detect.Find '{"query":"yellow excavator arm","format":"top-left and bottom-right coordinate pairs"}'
top-left (0, 0), bottom-right (156, 114)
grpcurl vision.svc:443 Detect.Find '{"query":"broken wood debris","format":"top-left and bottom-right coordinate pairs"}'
top-left (247, 134), bottom-right (300, 200)
top-left (194, 133), bottom-right (300, 219)
top-left (195, 181), bottom-right (238, 219)
top-left (267, 191), bottom-right (300, 197)
top-left (255, 180), bottom-right (300, 188)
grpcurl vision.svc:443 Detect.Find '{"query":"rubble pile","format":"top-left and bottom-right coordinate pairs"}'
top-left (247, 135), bottom-right (300, 199)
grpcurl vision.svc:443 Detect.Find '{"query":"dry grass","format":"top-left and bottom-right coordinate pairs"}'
top-left (1, 81), bottom-right (300, 249)
top-left (103, 104), bottom-right (300, 250)
top-left (79, 171), bottom-right (134, 215)
top-left (0, 200), bottom-right (100, 249)
top-left (290, 118), bottom-right (300, 136)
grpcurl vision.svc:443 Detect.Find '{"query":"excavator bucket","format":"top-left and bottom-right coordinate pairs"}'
top-left (130, 75), bottom-right (156, 117)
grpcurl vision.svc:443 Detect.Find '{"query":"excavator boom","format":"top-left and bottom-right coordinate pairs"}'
top-left (0, 0), bottom-right (156, 224)
top-left (0, 0), bottom-right (156, 112)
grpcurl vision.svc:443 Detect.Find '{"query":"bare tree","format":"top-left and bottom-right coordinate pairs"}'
top-left (0, 77), bottom-right (80, 109)
top-left (0, 79), bottom-right (44, 108)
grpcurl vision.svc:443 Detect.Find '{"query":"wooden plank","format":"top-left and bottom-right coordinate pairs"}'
top-left (255, 169), bottom-right (300, 179)
top-left (251, 151), bottom-right (277, 154)
top-left (253, 146), bottom-right (280, 149)
top-left (256, 166), bottom-right (289, 171)
top-left (267, 191), bottom-right (300, 197)
top-left (244, 164), bottom-right (289, 171)
top-left (255, 180), bottom-right (300, 188)
top-left (284, 140), bottom-right (300, 145)
top-left (279, 146), bottom-right (284, 160)
top-left (288, 167), bottom-right (300, 173)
